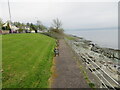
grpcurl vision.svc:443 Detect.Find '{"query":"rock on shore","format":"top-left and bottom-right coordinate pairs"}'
top-left (65, 35), bottom-right (120, 88)
top-left (70, 35), bottom-right (120, 60)
top-left (66, 35), bottom-right (120, 75)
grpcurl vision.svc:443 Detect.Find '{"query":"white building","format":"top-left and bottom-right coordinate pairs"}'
top-left (10, 25), bottom-right (19, 31)
top-left (2, 22), bottom-right (19, 31)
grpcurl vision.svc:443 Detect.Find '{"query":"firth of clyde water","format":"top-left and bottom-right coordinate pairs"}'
top-left (65, 29), bottom-right (118, 49)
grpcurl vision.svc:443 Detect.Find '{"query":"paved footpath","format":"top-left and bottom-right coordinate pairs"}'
top-left (51, 39), bottom-right (89, 88)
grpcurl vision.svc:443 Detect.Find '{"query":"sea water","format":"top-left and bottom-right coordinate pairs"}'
top-left (65, 29), bottom-right (118, 49)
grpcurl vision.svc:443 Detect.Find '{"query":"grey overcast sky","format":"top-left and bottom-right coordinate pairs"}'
top-left (0, 0), bottom-right (118, 30)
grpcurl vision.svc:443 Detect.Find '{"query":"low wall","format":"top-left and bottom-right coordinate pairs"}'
top-left (1, 30), bottom-right (9, 34)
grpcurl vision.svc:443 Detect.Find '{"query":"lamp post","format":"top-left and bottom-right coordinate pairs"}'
top-left (8, 0), bottom-right (11, 23)
top-left (8, 0), bottom-right (12, 33)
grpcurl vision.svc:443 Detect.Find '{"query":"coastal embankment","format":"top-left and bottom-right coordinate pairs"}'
top-left (65, 35), bottom-right (120, 89)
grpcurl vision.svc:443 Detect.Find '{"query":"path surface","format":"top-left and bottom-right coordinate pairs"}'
top-left (51, 39), bottom-right (89, 88)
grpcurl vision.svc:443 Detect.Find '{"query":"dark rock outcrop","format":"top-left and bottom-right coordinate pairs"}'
top-left (91, 44), bottom-right (120, 60)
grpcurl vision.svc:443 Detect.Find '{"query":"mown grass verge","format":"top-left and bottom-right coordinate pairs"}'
top-left (2, 33), bottom-right (56, 88)
top-left (79, 63), bottom-right (95, 89)
top-left (65, 35), bottom-right (76, 40)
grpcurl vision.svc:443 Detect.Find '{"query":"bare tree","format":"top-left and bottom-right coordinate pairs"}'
top-left (36, 20), bottom-right (47, 31)
top-left (52, 18), bottom-right (62, 30)
top-left (37, 20), bottom-right (41, 26)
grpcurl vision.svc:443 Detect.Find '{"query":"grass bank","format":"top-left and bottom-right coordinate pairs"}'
top-left (2, 33), bottom-right (56, 88)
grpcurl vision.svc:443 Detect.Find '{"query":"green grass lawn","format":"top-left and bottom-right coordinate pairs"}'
top-left (2, 33), bottom-right (56, 88)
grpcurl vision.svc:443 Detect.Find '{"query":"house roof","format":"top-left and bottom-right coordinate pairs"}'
top-left (3, 23), bottom-right (8, 27)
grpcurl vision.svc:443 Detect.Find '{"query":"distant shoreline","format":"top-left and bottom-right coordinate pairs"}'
top-left (67, 34), bottom-right (119, 51)
top-left (65, 29), bottom-right (118, 50)
top-left (65, 34), bottom-right (120, 62)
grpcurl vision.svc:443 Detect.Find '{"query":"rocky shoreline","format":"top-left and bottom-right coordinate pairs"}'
top-left (69, 35), bottom-right (120, 61)
top-left (65, 34), bottom-right (120, 88)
